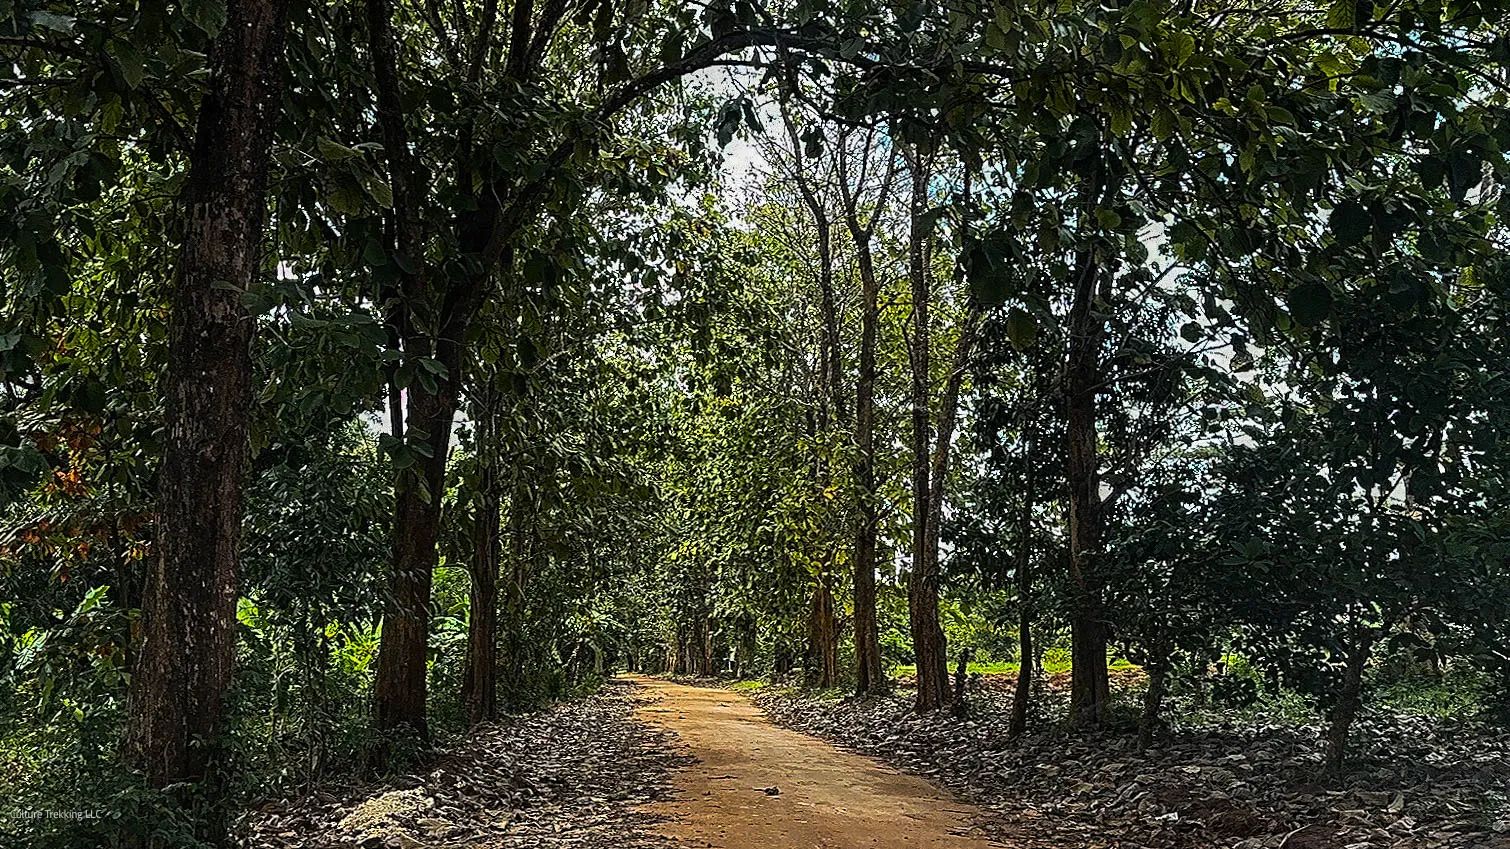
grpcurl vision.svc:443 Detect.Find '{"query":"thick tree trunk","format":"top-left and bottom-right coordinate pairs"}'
top-left (805, 575), bottom-right (839, 688)
top-left (124, 0), bottom-right (289, 790)
top-left (1325, 630), bottom-right (1377, 774)
top-left (1066, 245), bottom-right (1110, 728)
top-left (374, 381), bottom-right (456, 740)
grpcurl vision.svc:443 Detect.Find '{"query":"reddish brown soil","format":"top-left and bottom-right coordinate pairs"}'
top-left (628, 676), bottom-right (1008, 849)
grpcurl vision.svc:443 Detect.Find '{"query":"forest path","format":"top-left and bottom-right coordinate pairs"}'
top-left (625, 676), bottom-right (1008, 849)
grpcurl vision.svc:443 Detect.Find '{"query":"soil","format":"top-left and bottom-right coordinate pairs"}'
top-left (628, 676), bottom-right (1008, 849)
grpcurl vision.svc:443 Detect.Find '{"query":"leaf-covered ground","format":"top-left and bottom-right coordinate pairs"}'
top-left (237, 680), bottom-right (687, 848)
top-left (752, 684), bottom-right (1510, 849)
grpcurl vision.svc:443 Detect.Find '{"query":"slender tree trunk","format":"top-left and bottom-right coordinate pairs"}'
top-left (1010, 420), bottom-right (1037, 737)
top-left (463, 378), bottom-right (502, 725)
top-left (1325, 630), bottom-right (1377, 774)
top-left (952, 646), bottom-right (974, 717)
top-left (498, 478), bottom-right (531, 704)
top-left (125, 0), bottom-right (289, 790)
top-left (367, 0), bottom-right (471, 744)
top-left (843, 166), bottom-right (886, 697)
top-left (1066, 244), bottom-right (1110, 727)
top-left (1138, 644), bottom-right (1170, 750)
top-left (465, 461), bottom-right (501, 726)
top-left (905, 160), bottom-right (952, 712)
top-left (699, 615), bottom-right (715, 677)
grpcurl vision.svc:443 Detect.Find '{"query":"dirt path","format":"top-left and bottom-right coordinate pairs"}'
top-left (628, 676), bottom-right (1006, 849)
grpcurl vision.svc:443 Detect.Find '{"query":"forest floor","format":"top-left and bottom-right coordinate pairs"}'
top-left (237, 677), bottom-right (1008, 848)
top-left (238, 679), bottom-right (690, 848)
top-left (752, 680), bottom-right (1510, 849)
top-left (237, 676), bottom-right (1510, 849)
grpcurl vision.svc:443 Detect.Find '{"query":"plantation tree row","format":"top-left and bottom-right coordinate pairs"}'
top-left (0, 0), bottom-right (1507, 842)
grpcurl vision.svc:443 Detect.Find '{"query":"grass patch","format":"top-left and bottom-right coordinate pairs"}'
top-left (1375, 670), bottom-right (1487, 720)
top-left (890, 654), bottom-right (1139, 678)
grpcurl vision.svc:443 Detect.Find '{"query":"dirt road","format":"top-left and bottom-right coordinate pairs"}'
top-left (629, 676), bottom-right (1005, 849)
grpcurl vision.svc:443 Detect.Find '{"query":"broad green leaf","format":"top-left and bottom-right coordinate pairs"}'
top-left (184, 0), bottom-right (228, 37)
top-left (1287, 281), bottom-right (1333, 326)
top-left (1006, 308), bottom-right (1037, 351)
top-left (1329, 200), bottom-right (1370, 246)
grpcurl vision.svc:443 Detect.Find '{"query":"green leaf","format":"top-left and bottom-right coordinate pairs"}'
top-left (1329, 200), bottom-right (1370, 246)
top-left (183, 0), bottom-right (227, 37)
top-left (1108, 105), bottom-right (1132, 138)
top-left (1287, 282), bottom-right (1334, 326)
top-left (965, 235), bottom-right (1014, 305)
top-left (72, 585), bottom-right (110, 618)
top-left (1151, 109), bottom-right (1175, 141)
top-left (1006, 308), bottom-right (1037, 351)
top-left (363, 174), bottom-right (394, 208)
top-left (317, 137), bottom-right (364, 162)
top-left (1326, 0), bottom-right (1355, 30)
top-left (109, 40), bottom-right (145, 89)
top-left (1169, 31), bottom-right (1196, 67)
top-left (328, 179), bottom-right (365, 216)
top-left (801, 127), bottom-right (824, 159)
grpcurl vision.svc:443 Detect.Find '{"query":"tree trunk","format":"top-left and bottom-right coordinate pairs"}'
top-left (498, 479), bottom-right (532, 706)
top-left (1138, 646), bottom-right (1170, 750)
top-left (1010, 420), bottom-right (1037, 738)
top-left (847, 186), bottom-right (884, 698)
top-left (367, 0), bottom-right (458, 748)
top-left (805, 575), bottom-right (839, 688)
top-left (1325, 630), bottom-right (1377, 774)
top-left (462, 377), bottom-right (502, 726)
top-left (1066, 244), bottom-right (1110, 728)
top-left (698, 615), bottom-right (715, 677)
top-left (465, 471), bottom-right (501, 726)
top-left (124, 0), bottom-right (289, 790)
top-left (374, 380), bottom-right (456, 740)
top-left (952, 646), bottom-right (974, 717)
top-left (905, 159), bottom-right (952, 712)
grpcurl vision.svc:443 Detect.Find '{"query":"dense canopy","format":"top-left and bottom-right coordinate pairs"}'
top-left (1, 0), bottom-right (1507, 845)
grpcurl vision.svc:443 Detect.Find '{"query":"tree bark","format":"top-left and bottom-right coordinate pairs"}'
top-left (124, 0), bottom-right (289, 790)
top-left (1066, 243), bottom-right (1110, 728)
top-left (952, 646), bottom-right (974, 717)
top-left (465, 440), bottom-right (501, 726)
top-left (366, 0), bottom-right (468, 744)
top-left (805, 575), bottom-right (839, 687)
top-left (905, 159), bottom-right (952, 712)
top-left (373, 378), bottom-right (456, 740)
top-left (1010, 418), bottom-right (1037, 737)
top-left (840, 149), bottom-right (888, 697)
top-left (498, 476), bottom-right (532, 705)
top-left (1138, 644), bottom-right (1170, 750)
top-left (781, 108), bottom-right (848, 695)
top-left (1325, 629), bottom-right (1377, 774)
